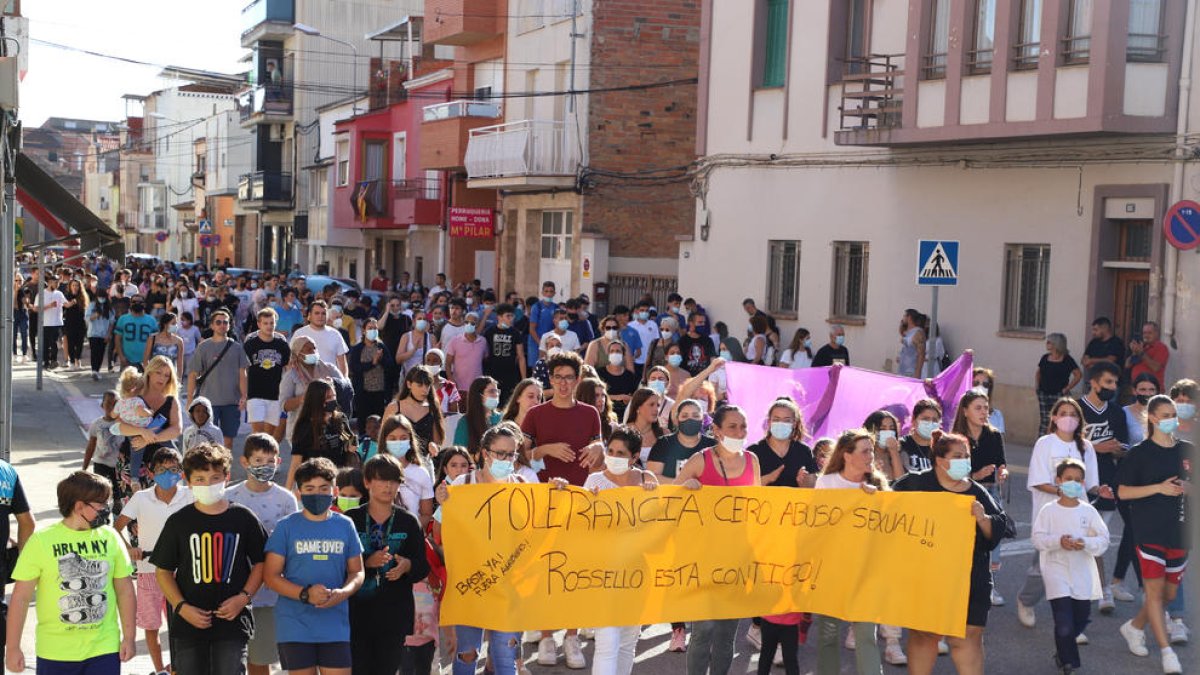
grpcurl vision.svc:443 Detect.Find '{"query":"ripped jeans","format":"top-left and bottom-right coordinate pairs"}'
top-left (453, 626), bottom-right (520, 675)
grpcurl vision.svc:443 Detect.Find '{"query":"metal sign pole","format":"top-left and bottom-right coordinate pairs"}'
top-left (930, 286), bottom-right (940, 376)
top-left (0, 177), bottom-right (12, 460)
top-left (35, 244), bottom-right (43, 390)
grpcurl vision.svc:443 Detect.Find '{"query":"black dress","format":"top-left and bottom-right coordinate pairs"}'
top-left (62, 291), bottom-right (87, 363)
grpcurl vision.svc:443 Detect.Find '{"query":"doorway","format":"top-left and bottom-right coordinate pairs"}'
top-left (538, 210), bottom-right (574, 300)
top-left (1114, 270), bottom-right (1149, 344)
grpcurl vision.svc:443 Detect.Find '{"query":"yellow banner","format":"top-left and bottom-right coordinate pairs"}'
top-left (441, 484), bottom-right (977, 637)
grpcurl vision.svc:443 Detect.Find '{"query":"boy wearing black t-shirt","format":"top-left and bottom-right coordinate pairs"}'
top-left (243, 307), bottom-right (291, 437)
top-left (482, 303), bottom-right (527, 402)
top-left (1077, 361), bottom-right (1125, 614)
top-left (152, 443), bottom-right (268, 674)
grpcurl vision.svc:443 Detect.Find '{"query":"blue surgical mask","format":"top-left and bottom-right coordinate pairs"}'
top-left (489, 459), bottom-right (515, 479)
top-left (1158, 418), bottom-right (1180, 435)
top-left (835, 335), bottom-right (846, 347)
top-left (300, 493), bottom-right (334, 516)
top-left (387, 439), bottom-right (411, 457)
top-left (530, 458), bottom-right (546, 473)
top-left (667, 354), bottom-right (683, 368)
top-left (303, 353), bottom-right (319, 365)
top-left (154, 470), bottom-right (182, 490)
top-left (719, 350), bottom-right (732, 361)
top-left (514, 306), bottom-right (525, 319)
top-left (946, 458), bottom-right (972, 481)
top-left (637, 311), bottom-right (650, 321)
top-left (877, 430), bottom-right (896, 446)
top-left (483, 395), bottom-right (500, 410)
top-left (416, 319), bottom-right (429, 331)
top-left (647, 380), bottom-right (667, 396)
top-left (916, 420), bottom-right (940, 439)
top-left (769, 421), bottom-right (793, 441)
top-left (557, 319), bottom-right (570, 331)
top-left (1176, 403), bottom-right (1197, 421)
top-left (1059, 480), bottom-right (1085, 500)
top-left (803, 339), bottom-right (812, 349)
top-left (365, 329), bottom-right (379, 342)
top-left (464, 324), bottom-right (477, 335)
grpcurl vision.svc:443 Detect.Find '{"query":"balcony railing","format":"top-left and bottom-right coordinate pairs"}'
top-left (837, 54), bottom-right (904, 132)
top-left (241, 0), bottom-right (294, 39)
top-left (465, 120), bottom-right (579, 179)
top-left (238, 171), bottom-right (293, 204)
top-left (392, 177), bottom-right (441, 201)
top-left (422, 99), bottom-right (502, 123)
top-left (238, 83), bottom-right (295, 121)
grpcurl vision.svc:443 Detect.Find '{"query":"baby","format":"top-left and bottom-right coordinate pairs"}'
top-left (112, 367), bottom-right (165, 432)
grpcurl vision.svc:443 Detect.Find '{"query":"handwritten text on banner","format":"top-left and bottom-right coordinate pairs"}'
top-left (441, 485), bottom-right (976, 636)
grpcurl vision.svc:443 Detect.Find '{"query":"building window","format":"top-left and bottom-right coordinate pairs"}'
top-left (1063, 0), bottom-right (1092, 63)
top-left (1014, 0), bottom-right (1041, 70)
top-left (518, 0), bottom-right (546, 34)
top-left (1128, 0), bottom-right (1166, 62)
top-left (970, 0), bottom-right (997, 73)
top-left (1002, 244), bottom-right (1051, 331)
top-left (831, 241), bottom-right (869, 319)
top-left (1120, 221), bottom-right (1152, 261)
top-left (767, 240), bottom-right (800, 316)
top-left (760, 0), bottom-right (790, 88)
top-left (925, 0), bottom-right (951, 79)
top-left (540, 211), bottom-right (573, 260)
top-left (845, 0), bottom-right (870, 74)
top-left (336, 139), bottom-right (349, 186)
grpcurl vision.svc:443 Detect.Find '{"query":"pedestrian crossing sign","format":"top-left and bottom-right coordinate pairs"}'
top-left (917, 240), bottom-right (959, 286)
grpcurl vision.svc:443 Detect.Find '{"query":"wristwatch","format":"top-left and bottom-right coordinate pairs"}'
top-left (299, 584), bottom-right (311, 605)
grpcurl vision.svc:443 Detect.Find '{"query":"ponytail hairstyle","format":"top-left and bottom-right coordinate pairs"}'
top-left (929, 429), bottom-right (971, 459)
top-left (1146, 394), bottom-right (1178, 439)
top-left (822, 428), bottom-right (889, 490)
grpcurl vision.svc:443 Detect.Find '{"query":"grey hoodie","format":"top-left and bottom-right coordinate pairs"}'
top-left (182, 396), bottom-right (225, 449)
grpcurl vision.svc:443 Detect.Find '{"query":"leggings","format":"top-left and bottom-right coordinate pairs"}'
top-left (759, 620), bottom-right (799, 675)
top-left (1112, 501), bottom-right (1143, 586)
top-left (65, 323), bottom-right (86, 363)
top-left (399, 640), bottom-right (436, 675)
top-left (89, 338), bottom-right (108, 373)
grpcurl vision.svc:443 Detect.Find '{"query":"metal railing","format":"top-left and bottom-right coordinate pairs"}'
top-left (966, 48), bottom-right (994, 74)
top-left (837, 54), bottom-right (904, 132)
top-left (922, 53), bottom-right (947, 80)
top-left (1127, 32), bottom-right (1168, 62)
top-left (465, 120), bottom-right (579, 179)
top-left (392, 177), bottom-right (440, 201)
top-left (238, 171), bottom-right (293, 203)
top-left (1062, 35), bottom-right (1091, 63)
top-left (1012, 41), bottom-right (1040, 70)
top-left (421, 99), bottom-right (502, 123)
top-left (241, 0), bottom-right (294, 38)
top-left (607, 274), bottom-right (679, 314)
top-left (238, 83), bottom-right (294, 121)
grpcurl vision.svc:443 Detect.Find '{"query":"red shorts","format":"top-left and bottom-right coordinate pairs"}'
top-left (1137, 544), bottom-right (1188, 585)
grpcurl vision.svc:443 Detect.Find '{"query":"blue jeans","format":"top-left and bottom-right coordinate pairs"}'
top-left (453, 626), bottom-right (519, 675)
top-left (171, 636), bottom-right (247, 675)
top-left (1168, 578), bottom-right (1188, 617)
top-left (211, 404), bottom-right (241, 441)
top-left (13, 313), bottom-right (27, 356)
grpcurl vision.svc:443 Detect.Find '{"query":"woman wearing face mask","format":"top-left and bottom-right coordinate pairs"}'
top-left (170, 280), bottom-right (198, 321)
top-left (396, 310), bottom-right (440, 376)
top-left (652, 343), bottom-right (690, 399)
top-left (952, 391), bottom-right (1009, 606)
top-left (1115, 396), bottom-right (1191, 675)
top-left (1017, 398), bottom-right (1106, 629)
top-left (645, 316), bottom-right (679, 371)
top-left (745, 315), bottom-right (772, 365)
top-left (454, 376), bottom-right (503, 456)
top-left (1125, 374), bottom-right (1161, 447)
top-left (899, 399), bottom-right (943, 474)
top-left (675, 405), bottom-right (760, 675)
top-left (377, 414), bottom-right (435, 527)
top-left (434, 423), bottom-right (526, 675)
top-left (279, 335), bottom-right (344, 441)
top-left (144, 311), bottom-right (185, 378)
top-left (384, 365), bottom-right (447, 466)
top-left (642, 366), bottom-right (676, 428)
top-left (972, 368), bottom-right (1005, 434)
top-left (748, 398), bottom-right (817, 488)
top-left (623, 388), bottom-right (664, 464)
top-left (893, 430), bottom-right (1009, 675)
top-left (778, 328), bottom-right (814, 370)
top-left (584, 315), bottom-right (628, 370)
top-left (500, 378), bottom-right (544, 480)
top-left (863, 410), bottom-right (904, 481)
top-left (577, 426), bottom-right (659, 674)
top-left (1035, 333), bottom-right (1082, 434)
top-left (1168, 378), bottom-right (1198, 438)
top-left (62, 278), bottom-right (89, 369)
top-left (350, 317), bottom-right (399, 434)
top-left (597, 342), bottom-right (640, 420)
top-left (86, 294), bottom-right (115, 380)
top-left (286, 379), bottom-right (357, 488)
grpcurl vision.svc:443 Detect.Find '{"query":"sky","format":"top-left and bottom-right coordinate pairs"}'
top-left (21, 0), bottom-right (248, 127)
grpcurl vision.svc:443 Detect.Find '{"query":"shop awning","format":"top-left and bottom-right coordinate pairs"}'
top-left (14, 152), bottom-right (124, 259)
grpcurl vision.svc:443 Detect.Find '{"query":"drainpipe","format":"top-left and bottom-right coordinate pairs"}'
top-left (1164, 0), bottom-right (1198, 350)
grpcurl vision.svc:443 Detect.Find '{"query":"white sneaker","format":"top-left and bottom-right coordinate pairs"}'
top-left (1167, 617), bottom-right (1190, 645)
top-left (563, 635), bottom-right (586, 669)
top-left (884, 640), bottom-right (907, 665)
top-left (844, 628), bottom-right (856, 650)
top-left (745, 624), bottom-right (762, 650)
top-left (1120, 620), bottom-right (1150, 657)
top-left (937, 639), bottom-right (949, 655)
top-left (523, 630), bottom-right (542, 644)
top-left (1162, 647), bottom-right (1183, 674)
top-left (1075, 632), bottom-right (1088, 645)
top-left (1099, 587), bottom-right (1116, 614)
top-left (990, 588), bottom-right (1005, 606)
top-left (1017, 601), bottom-right (1036, 628)
top-left (536, 637), bottom-right (557, 666)
top-left (1111, 583), bottom-right (1136, 602)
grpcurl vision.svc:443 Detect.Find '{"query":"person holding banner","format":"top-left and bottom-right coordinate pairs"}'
top-left (813, 429), bottom-right (889, 674)
top-left (583, 425), bottom-right (660, 675)
top-left (436, 422), bottom-right (529, 675)
top-left (863, 410), bottom-right (905, 482)
top-left (893, 430), bottom-right (1010, 675)
top-left (747, 398), bottom-right (817, 489)
top-left (675, 405), bottom-right (761, 675)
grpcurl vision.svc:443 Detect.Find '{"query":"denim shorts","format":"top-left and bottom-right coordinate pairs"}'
top-left (210, 404), bottom-right (241, 440)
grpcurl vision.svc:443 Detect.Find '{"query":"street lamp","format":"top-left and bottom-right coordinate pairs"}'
top-left (293, 22), bottom-right (360, 114)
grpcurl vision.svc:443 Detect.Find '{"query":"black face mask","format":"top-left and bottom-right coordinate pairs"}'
top-left (1097, 387), bottom-right (1117, 402)
top-left (324, 400), bottom-right (339, 414)
top-left (1136, 394), bottom-right (1152, 405)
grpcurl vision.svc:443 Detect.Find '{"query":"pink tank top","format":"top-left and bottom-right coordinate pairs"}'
top-left (698, 448), bottom-right (756, 486)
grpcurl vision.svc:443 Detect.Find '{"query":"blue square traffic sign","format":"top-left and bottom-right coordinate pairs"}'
top-left (917, 240), bottom-right (959, 286)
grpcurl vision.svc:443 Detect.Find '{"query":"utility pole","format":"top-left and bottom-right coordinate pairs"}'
top-left (568, 0), bottom-right (581, 113)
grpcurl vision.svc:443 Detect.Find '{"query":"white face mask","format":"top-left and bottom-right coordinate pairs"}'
top-left (608, 352), bottom-right (624, 367)
top-left (721, 436), bottom-right (746, 454)
top-left (605, 329), bottom-right (618, 341)
top-left (191, 482), bottom-right (227, 506)
top-left (604, 455), bottom-right (631, 475)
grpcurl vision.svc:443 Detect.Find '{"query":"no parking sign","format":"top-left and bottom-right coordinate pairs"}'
top-left (1164, 200), bottom-right (1200, 251)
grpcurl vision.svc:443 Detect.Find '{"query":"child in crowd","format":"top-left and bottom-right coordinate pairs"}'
top-left (263, 457), bottom-right (365, 675)
top-left (181, 397), bottom-right (224, 451)
top-left (359, 415), bottom-right (382, 462)
top-left (812, 437), bottom-right (835, 472)
top-left (84, 390), bottom-right (123, 492)
top-left (346, 454), bottom-right (431, 675)
top-left (335, 467), bottom-right (366, 513)
top-left (1031, 459), bottom-right (1110, 675)
top-left (6, 471), bottom-right (136, 674)
top-left (114, 367), bottom-right (166, 432)
top-left (758, 612), bottom-right (803, 675)
top-left (228, 433), bottom-right (300, 675)
top-left (114, 448), bottom-right (193, 675)
top-left (152, 443), bottom-right (268, 675)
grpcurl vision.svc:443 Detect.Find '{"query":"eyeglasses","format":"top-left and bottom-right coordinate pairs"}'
top-left (604, 325), bottom-right (618, 331)
top-left (212, 320), bottom-right (228, 326)
top-left (488, 450), bottom-right (518, 461)
top-left (550, 374), bottom-right (577, 383)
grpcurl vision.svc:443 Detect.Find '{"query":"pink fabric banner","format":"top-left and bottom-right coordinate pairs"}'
top-left (724, 352), bottom-right (975, 444)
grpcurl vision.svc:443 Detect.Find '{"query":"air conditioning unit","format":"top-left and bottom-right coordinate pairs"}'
top-left (269, 124), bottom-right (286, 142)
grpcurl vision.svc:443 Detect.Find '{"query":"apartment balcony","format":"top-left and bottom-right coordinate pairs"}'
top-left (241, 0), bottom-right (295, 48)
top-left (237, 171), bottom-right (293, 209)
top-left (392, 178), bottom-right (442, 225)
top-left (337, 178), bottom-right (441, 229)
top-left (419, 100), bottom-right (502, 171)
top-left (425, 0), bottom-right (503, 46)
top-left (238, 83), bottom-right (295, 127)
top-left (465, 120), bottom-right (579, 190)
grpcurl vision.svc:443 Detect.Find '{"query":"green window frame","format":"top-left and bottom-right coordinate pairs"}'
top-left (762, 0), bottom-right (790, 87)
